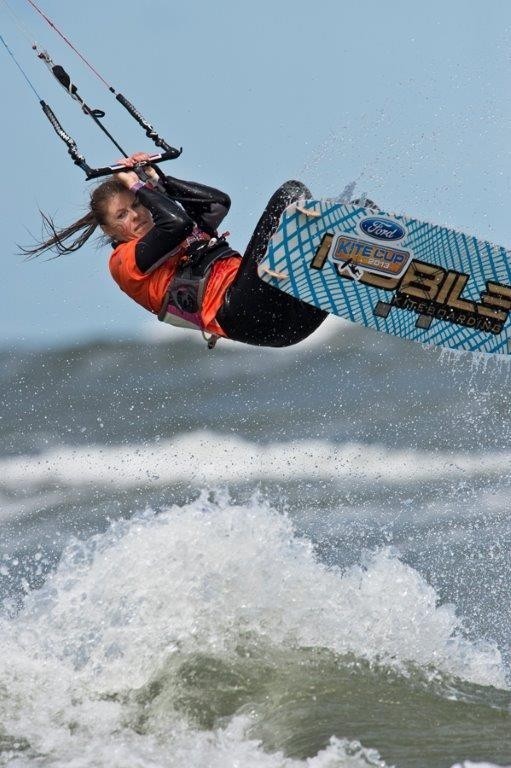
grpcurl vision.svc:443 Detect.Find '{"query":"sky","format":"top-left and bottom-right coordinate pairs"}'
top-left (0, 0), bottom-right (510, 347)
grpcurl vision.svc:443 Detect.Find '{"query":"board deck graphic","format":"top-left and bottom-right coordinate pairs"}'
top-left (258, 201), bottom-right (511, 355)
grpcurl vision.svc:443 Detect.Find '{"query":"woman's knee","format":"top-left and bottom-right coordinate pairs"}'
top-left (244, 180), bottom-right (312, 265)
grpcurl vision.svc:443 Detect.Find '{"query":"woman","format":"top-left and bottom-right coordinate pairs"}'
top-left (26, 153), bottom-right (327, 348)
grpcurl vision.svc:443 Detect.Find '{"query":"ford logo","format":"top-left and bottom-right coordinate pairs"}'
top-left (360, 217), bottom-right (406, 242)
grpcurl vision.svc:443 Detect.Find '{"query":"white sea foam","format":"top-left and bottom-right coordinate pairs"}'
top-left (0, 716), bottom-right (389, 768)
top-left (1, 430), bottom-right (509, 492)
top-left (451, 764), bottom-right (511, 768)
top-left (0, 496), bottom-right (506, 766)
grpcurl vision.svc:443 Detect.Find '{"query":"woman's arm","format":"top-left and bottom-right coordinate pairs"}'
top-left (114, 158), bottom-right (230, 273)
top-left (134, 185), bottom-right (194, 274)
top-left (161, 176), bottom-right (231, 235)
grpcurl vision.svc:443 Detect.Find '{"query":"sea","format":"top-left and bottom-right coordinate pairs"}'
top-left (0, 317), bottom-right (510, 768)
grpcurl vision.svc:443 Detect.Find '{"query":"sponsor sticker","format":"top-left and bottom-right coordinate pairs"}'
top-left (359, 216), bottom-right (407, 242)
top-left (328, 233), bottom-right (413, 279)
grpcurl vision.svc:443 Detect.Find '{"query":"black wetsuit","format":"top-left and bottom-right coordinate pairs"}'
top-left (132, 176), bottom-right (327, 347)
top-left (132, 177), bottom-right (231, 274)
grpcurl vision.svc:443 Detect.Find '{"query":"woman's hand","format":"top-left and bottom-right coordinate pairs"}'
top-left (116, 152), bottom-right (160, 185)
top-left (115, 169), bottom-right (142, 189)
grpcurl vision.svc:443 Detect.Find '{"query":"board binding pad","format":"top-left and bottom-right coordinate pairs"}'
top-left (257, 200), bottom-right (511, 356)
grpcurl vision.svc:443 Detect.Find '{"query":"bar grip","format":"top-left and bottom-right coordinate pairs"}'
top-left (85, 149), bottom-right (182, 180)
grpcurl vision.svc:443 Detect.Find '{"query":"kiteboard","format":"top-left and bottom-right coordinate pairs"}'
top-left (258, 200), bottom-right (511, 356)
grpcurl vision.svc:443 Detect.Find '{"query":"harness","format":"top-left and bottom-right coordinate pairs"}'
top-left (158, 237), bottom-right (238, 348)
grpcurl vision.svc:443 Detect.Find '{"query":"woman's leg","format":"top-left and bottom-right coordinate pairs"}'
top-left (216, 181), bottom-right (327, 347)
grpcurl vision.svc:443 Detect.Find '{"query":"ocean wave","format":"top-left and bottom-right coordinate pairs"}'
top-left (1, 430), bottom-right (509, 492)
top-left (0, 495), bottom-right (507, 766)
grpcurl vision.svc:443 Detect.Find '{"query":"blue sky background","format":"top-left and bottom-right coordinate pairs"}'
top-left (1, 0), bottom-right (510, 347)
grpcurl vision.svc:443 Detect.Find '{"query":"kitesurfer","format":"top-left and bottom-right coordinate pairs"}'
top-left (25, 153), bottom-right (327, 347)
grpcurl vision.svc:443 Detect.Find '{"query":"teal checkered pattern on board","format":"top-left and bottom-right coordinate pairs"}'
top-left (258, 201), bottom-right (511, 355)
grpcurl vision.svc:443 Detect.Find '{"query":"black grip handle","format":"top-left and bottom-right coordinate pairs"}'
top-left (115, 92), bottom-right (179, 154)
top-left (40, 100), bottom-right (93, 175)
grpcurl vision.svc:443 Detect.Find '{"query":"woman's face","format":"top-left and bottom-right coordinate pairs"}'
top-left (101, 191), bottom-right (153, 242)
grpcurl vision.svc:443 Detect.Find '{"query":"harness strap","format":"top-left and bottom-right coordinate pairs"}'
top-left (158, 239), bottom-right (237, 345)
